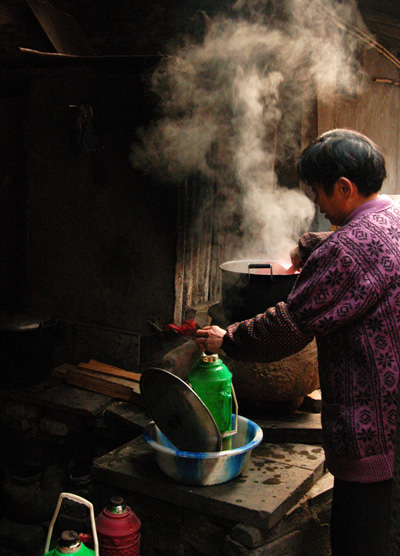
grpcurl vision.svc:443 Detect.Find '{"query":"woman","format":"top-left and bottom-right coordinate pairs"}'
top-left (196, 129), bottom-right (400, 555)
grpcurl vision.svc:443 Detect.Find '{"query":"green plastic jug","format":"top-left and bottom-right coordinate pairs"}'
top-left (44, 531), bottom-right (94, 556)
top-left (188, 353), bottom-right (236, 449)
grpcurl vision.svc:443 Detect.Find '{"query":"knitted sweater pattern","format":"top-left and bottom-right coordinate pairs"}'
top-left (223, 197), bottom-right (400, 481)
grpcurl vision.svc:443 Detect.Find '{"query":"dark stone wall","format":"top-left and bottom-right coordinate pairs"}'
top-left (25, 71), bottom-right (178, 334)
top-left (0, 93), bottom-right (28, 311)
top-left (0, 0), bottom-right (224, 366)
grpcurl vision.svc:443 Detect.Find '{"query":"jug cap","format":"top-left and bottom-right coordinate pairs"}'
top-left (107, 496), bottom-right (127, 514)
top-left (200, 352), bottom-right (219, 363)
top-left (58, 530), bottom-right (81, 552)
top-left (140, 367), bottom-right (222, 452)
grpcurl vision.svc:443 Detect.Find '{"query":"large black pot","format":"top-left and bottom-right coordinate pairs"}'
top-left (220, 260), bottom-right (298, 324)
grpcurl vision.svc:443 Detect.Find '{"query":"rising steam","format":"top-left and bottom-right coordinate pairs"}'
top-left (131, 0), bottom-right (367, 259)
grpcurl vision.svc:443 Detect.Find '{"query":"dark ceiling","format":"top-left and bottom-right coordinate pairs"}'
top-left (357, 0), bottom-right (400, 58)
top-left (1, 1), bottom-right (400, 65)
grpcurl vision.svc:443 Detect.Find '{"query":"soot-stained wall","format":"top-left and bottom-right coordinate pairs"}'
top-left (0, 0), bottom-right (237, 370)
top-left (25, 71), bottom-right (178, 335)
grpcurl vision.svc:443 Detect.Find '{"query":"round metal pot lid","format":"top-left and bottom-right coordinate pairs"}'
top-left (140, 367), bottom-right (222, 452)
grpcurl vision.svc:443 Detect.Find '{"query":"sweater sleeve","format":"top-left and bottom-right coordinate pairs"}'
top-left (222, 233), bottom-right (379, 362)
top-left (222, 301), bottom-right (313, 362)
top-left (298, 231), bottom-right (332, 263)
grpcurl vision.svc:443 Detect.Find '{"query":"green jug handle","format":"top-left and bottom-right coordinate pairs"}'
top-left (221, 383), bottom-right (238, 439)
top-left (44, 492), bottom-right (99, 556)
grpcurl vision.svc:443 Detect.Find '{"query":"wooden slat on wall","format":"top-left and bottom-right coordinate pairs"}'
top-left (174, 176), bottom-right (217, 323)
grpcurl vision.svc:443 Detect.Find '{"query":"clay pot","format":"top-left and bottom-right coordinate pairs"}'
top-left (162, 337), bottom-right (319, 413)
top-left (222, 339), bottom-right (319, 412)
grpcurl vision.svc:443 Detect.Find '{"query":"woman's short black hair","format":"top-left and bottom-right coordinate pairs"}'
top-left (296, 129), bottom-right (387, 196)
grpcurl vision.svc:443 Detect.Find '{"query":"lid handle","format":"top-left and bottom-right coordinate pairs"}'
top-left (248, 263), bottom-right (273, 281)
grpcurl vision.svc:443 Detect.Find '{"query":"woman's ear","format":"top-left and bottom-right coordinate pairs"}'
top-left (337, 177), bottom-right (356, 199)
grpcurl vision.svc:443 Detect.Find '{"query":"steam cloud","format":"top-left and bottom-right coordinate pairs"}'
top-left (131, 0), bottom-right (366, 260)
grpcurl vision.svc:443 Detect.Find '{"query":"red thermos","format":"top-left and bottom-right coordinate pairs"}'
top-left (95, 497), bottom-right (141, 556)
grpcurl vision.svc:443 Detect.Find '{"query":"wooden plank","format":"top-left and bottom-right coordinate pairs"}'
top-left (78, 359), bottom-right (141, 382)
top-left (68, 368), bottom-right (141, 393)
top-left (52, 363), bottom-right (76, 378)
top-left (64, 368), bottom-right (143, 405)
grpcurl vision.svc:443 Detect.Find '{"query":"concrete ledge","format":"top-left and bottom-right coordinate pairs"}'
top-left (92, 435), bottom-right (326, 530)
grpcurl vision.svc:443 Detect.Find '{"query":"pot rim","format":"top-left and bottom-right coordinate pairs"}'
top-left (220, 259), bottom-right (294, 275)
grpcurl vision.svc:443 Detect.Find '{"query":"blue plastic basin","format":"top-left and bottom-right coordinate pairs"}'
top-left (143, 415), bottom-right (263, 486)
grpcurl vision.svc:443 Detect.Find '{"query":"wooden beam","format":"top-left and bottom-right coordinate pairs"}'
top-left (65, 367), bottom-right (143, 405)
top-left (78, 359), bottom-right (141, 383)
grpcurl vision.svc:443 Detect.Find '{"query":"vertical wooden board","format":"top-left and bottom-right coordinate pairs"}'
top-left (194, 177), bottom-right (215, 306)
top-left (317, 89), bottom-right (337, 135)
top-left (192, 178), bottom-right (214, 305)
top-left (209, 183), bottom-right (224, 305)
top-left (174, 175), bottom-right (217, 324)
top-left (334, 50), bottom-right (400, 192)
top-left (190, 178), bottom-right (200, 305)
top-left (174, 181), bottom-right (188, 324)
top-left (317, 48), bottom-right (400, 194)
top-left (301, 91), bottom-right (318, 151)
top-left (181, 179), bottom-right (193, 317)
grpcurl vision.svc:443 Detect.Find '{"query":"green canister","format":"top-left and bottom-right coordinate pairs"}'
top-left (44, 531), bottom-right (94, 556)
top-left (188, 353), bottom-right (233, 441)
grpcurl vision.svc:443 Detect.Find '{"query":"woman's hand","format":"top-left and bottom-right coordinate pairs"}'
top-left (195, 325), bottom-right (227, 354)
top-left (290, 246), bottom-right (304, 272)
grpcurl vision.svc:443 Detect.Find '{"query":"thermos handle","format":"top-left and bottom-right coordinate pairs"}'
top-left (221, 383), bottom-right (239, 439)
top-left (44, 492), bottom-right (99, 556)
top-left (248, 263), bottom-right (273, 281)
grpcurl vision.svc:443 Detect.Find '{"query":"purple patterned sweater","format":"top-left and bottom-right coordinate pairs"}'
top-left (222, 195), bottom-right (400, 482)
